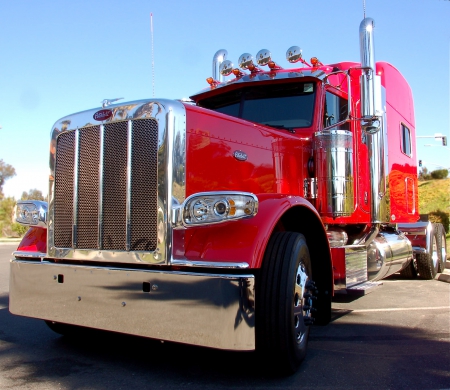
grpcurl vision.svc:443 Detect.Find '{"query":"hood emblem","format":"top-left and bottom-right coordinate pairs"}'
top-left (93, 109), bottom-right (113, 121)
top-left (234, 150), bottom-right (247, 161)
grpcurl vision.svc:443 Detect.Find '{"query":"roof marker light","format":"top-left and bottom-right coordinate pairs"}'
top-left (310, 57), bottom-right (323, 67)
top-left (206, 77), bottom-right (219, 88)
top-left (268, 61), bottom-right (282, 70)
top-left (232, 68), bottom-right (245, 77)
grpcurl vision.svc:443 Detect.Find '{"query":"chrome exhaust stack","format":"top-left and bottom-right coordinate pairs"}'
top-left (359, 17), bottom-right (388, 224)
top-left (359, 18), bottom-right (377, 122)
top-left (212, 49), bottom-right (228, 83)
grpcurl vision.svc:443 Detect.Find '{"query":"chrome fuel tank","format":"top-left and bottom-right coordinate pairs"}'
top-left (314, 130), bottom-right (354, 217)
top-left (367, 231), bottom-right (413, 280)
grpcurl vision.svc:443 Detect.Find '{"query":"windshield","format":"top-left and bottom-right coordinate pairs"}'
top-left (199, 82), bottom-right (316, 130)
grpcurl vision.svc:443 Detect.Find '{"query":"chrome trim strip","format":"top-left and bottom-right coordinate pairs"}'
top-left (126, 120), bottom-right (132, 251)
top-left (13, 250), bottom-right (250, 269)
top-left (171, 259), bottom-right (250, 269)
top-left (165, 109), bottom-right (175, 264)
top-left (13, 251), bottom-right (47, 258)
top-left (72, 129), bottom-right (80, 248)
top-left (10, 260), bottom-right (255, 350)
top-left (98, 124), bottom-right (105, 249)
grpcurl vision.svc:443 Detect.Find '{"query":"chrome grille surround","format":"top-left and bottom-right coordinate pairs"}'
top-left (48, 99), bottom-right (186, 265)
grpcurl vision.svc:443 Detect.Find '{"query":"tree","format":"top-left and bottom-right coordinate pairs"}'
top-left (21, 188), bottom-right (45, 201)
top-left (430, 169), bottom-right (449, 180)
top-left (418, 167), bottom-right (431, 181)
top-left (0, 159), bottom-right (16, 199)
top-left (0, 196), bottom-right (17, 237)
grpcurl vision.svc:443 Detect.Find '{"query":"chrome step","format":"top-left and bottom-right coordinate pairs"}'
top-left (345, 281), bottom-right (383, 296)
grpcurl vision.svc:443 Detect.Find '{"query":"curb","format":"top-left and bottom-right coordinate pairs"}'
top-left (437, 273), bottom-right (450, 283)
top-left (436, 261), bottom-right (450, 283)
top-left (0, 239), bottom-right (20, 246)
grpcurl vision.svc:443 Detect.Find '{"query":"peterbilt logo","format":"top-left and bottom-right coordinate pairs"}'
top-left (234, 150), bottom-right (247, 161)
top-left (93, 109), bottom-right (113, 121)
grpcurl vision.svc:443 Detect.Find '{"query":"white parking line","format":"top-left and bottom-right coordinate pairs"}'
top-left (345, 306), bottom-right (449, 313)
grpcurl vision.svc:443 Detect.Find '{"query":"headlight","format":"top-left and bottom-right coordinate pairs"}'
top-left (14, 200), bottom-right (48, 228)
top-left (182, 192), bottom-right (258, 226)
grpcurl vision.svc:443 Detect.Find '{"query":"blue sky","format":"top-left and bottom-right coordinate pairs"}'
top-left (1, 0), bottom-right (449, 199)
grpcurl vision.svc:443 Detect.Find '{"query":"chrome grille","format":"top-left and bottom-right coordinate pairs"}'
top-left (130, 120), bottom-right (159, 250)
top-left (77, 126), bottom-right (100, 248)
top-left (54, 132), bottom-right (75, 248)
top-left (53, 119), bottom-right (158, 252)
top-left (102, 122), bottom-right (127, 250)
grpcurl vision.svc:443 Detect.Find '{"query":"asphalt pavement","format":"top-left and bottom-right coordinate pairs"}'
top-left (0, 243), bottom-right (449, 389)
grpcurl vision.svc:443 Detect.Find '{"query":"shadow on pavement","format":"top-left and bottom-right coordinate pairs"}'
top-left (0, 300), bottom-right (449, 390)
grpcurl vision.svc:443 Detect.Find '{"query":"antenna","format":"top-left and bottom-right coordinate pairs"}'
top-left (150, 13), bottom-right (155, 98)
top-left (363, 0), bottom-right (366, 18)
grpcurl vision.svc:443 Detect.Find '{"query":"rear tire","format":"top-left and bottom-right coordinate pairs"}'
top-left (416, 224), bottom-right (439, 279)
top-left (399, 258), bottom-right (417, 278)
top-left (256, 232), bottom-right (315, 375)
top-left (436, 223), bottom-right (447, 273)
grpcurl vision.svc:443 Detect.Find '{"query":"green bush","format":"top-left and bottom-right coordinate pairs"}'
top-left (11, 222), bottom-right (28, 236)
top-left (430, 169), bottom-right (449, 180)
top-left (428, 209), bottom-right (450, 234)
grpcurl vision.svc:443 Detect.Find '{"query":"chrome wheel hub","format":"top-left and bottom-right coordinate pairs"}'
top-left (432, 237), bottom-right (438, 268)
top-left (293, 263), bottom-right (314, 344)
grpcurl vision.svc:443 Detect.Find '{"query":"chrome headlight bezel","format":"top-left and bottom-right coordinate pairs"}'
top-left (14, 200), bottom-right (48, 228)
top-left (178, 192), bottom-right (258, 227)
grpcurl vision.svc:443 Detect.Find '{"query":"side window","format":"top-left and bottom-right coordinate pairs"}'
top-left (323, 92), bottom-right (349, 130)
top-left (401, 123), bottom-right (412, 156)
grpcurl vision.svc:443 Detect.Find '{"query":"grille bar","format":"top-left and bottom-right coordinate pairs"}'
top-left (126, 120), bottom-right (132, 251)
top-left (53, 119), bottom-right (158, 253)
top-left (98, 124), bottom-right (105, 249)
top-left (73, 130), bottom-right (79, 247)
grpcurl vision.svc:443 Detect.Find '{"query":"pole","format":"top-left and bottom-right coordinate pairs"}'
top-left (151, 13), bottom-right (155, 98)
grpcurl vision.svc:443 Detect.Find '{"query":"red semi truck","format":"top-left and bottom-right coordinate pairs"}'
top-left (10, 17), bottom-right (447, 373)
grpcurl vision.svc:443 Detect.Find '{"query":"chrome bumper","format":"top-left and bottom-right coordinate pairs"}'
top-left (9, 260), bottom-right (255, 350)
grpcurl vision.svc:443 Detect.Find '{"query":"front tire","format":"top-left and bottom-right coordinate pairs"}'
top-left (45, 321), bottom-right (81, 336)
top-left (256, 232), bottom-right (315, 374)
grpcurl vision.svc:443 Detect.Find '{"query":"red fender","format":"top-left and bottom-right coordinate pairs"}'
top-left (182, 193), bottom-right (329, 269)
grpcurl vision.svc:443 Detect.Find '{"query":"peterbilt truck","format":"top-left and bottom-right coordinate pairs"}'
top-left (10, 17), bottom-right (447, 374)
